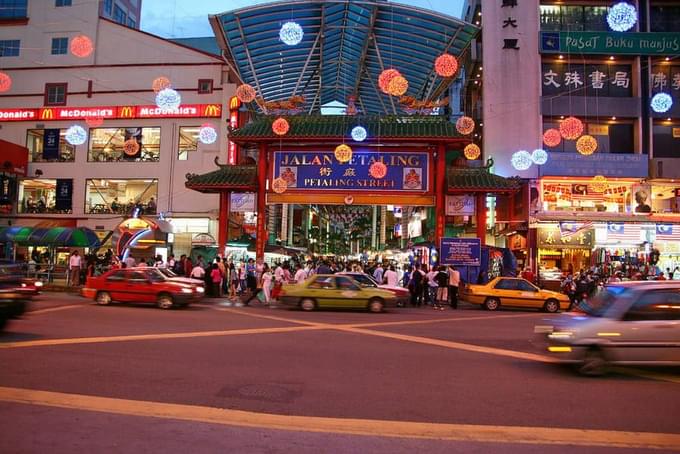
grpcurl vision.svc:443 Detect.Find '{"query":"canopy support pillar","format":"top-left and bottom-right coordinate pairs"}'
top-left (435, 143), bottom-right (446, 248)
top-left (218, 191), bottom-right (230, 257)
top-left (256, 144), bottom-right (267, 262)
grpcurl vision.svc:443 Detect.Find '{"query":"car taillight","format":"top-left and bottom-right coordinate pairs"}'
top-left (34, 281), bottom-right (43, 287)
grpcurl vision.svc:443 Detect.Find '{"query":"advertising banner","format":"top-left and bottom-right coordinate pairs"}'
top-left (230, 193), bottom-right (255, 212)
top-left (445, 195), bottom-right (476, 216)
top-left (42, 129), bottom-right (60, 160)
top-left (540, 152), bottom-right (647, 178)
top-left (273, 151), bottom-right (429, 193)
top-left (55, 179), bottom-right (73, 211)
top-left (440, 238), bottom-right (481, 266)
top-left (540, 31), bottom-right (680, 56)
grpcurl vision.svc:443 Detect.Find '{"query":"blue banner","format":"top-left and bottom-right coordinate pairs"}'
top-left (440, 238), bottom-right (481, 266)
top-left (273, 151), bottom-right (429, 192)
top-left (540, 152), bottom-right (648, 178)
top-left (42, 128), bottom-right (60, 160)
top-left (55, 179), bottom-right (72, 211)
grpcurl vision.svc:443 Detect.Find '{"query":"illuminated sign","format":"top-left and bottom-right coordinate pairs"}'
top-left (0, 104), bottom-right (222, 122)
top-left (227, 97), bottom-right (239, 165)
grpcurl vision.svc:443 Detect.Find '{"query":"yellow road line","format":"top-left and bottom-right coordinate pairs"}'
top-left (29, 304), bottom-right (85, 315)
top-left (0, 325), bottom-right (324, 349)
top-left (216, 307), bottom-right (327, 327)
top-left (611, 367), bottom-right (680, 385)
top-left (350, 313), bottom-right (538, 328)
top-left (338, 326), bottom-right (558, 363)
top-left (0, 386), bottom-right (677, 450)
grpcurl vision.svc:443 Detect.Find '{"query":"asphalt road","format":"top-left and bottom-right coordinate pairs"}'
top-left (1, 292), bottom-right (679, 453)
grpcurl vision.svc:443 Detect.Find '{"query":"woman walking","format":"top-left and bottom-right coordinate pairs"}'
top-left (261, 264), bottom-right (273, 305)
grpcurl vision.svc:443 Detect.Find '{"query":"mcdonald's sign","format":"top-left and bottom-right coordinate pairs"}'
top-left (40, 108), bottom-right (54, 120)
top-left (229, 96), bottom-right (241, 111)
top-left (118, 106), bottom-right (135, 118)
top-left (203, 104), bottom-right (221, 117)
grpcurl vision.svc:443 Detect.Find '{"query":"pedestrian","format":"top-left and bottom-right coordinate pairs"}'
top-left (402, 265), bottom-right (411, 288)
top-left (261, 264), bottom-right (273, 304)
top-left (209, 263), bottom-right (222, 297)
top-left (230, 262), bottom-right (239, 297)
top-left (435, 266), bottom-right (449, 310)
top-left (190, 261), bottom-right (205, 280)
top-left (216, 257), bottom-right (226, 296)
top-left (448, 265), bottom-right (460, 309)
top-left (166, 254), bottom-right (176, 270)
top-left (246, 258), bottom-right (257, 293)
top-left (154, 254), bottom-right (164, 267)
top-left (137, 258), bottom-right (148, 268)
top-left (239, 262), bottom-right (247, 293)
top-left (294, 263), bottom-right (307, 284)
top-left (383, 265), bottom-right (398, 286)
top-left (124, 255), bottom-right (136, 268)
top-left (373, 262), bottom-right (384, 284)
top-left (426, 265), bottom-right (439, 306)
top-left (183, 255), bottom-right (193, 276)
top-left (409, 263), bottom-right (424, 307)
top-left (68, 250), bottom-right (81, 286)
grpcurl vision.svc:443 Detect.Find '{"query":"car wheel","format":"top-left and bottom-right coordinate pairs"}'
top-left (579, 348), bottom-right (607, 376)
top-left (300, 298), bottom-right (316, 311)
top-left (484, 297), bottom-right (500, 311)
top-left (96, 291), bottom-right (112, 306)
top-left (368, 298), bottom-right (384, 313)
top-left (543, 299), bottom-right (560, 313)
top-left (157, 294), bottom-right (174, 310)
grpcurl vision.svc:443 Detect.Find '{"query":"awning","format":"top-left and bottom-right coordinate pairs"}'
top-left (185, 164), bottom-right (258, 193)
top-left (0, 226), bottom-right (101, 247)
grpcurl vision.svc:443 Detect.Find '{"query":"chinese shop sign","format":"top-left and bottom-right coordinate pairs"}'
top-left (541, 63), bottom-right (632, 97)
top-left (538, 227), bottom-right (593, 249)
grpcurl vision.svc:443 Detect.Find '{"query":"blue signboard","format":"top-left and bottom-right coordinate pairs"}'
top-left (540, 152), bottom-right (648, 178)
top-left (440, 238), bottom-right (481, 266)
top-left (42, 128), bottom-right (60, 160)
top-left (273, 151), bottom-right (429, 192)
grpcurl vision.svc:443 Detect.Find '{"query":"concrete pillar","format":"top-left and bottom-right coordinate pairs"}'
top-left (287, 204), bottom-right (294, 245)
top-left (371, 205), bottom-right (377, 250)
top-left (380, 205), bottom-right (387, 249)
top-left (280, 203), bottom-right (288, 245)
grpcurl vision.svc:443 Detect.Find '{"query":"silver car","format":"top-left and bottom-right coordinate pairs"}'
top-left (538, 281), bottom-right (680, 375)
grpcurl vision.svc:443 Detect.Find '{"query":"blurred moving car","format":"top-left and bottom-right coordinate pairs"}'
top-left (337, 271), bottom-right (410, 305)
top-left (279, 274), bottom-right (396, 312)
top-left (460, 276), bottom-right (569, 312)
top-left (156, 267), bottom-right (204, 286)
top-left (539, 281), bottom-right (680, 375)
top-left (82, 267), bottom-right (204, 309)
top-left (0, 262), bottom-right (43, 295)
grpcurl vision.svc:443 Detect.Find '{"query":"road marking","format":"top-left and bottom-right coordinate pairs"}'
top-left (611, 367), bottom-right (680, 385)
top-left (0, 325), bottom-right (324, 349)
top-left (350, 313), bottom-right (537, 328)
top-left (29, 304), bottom-right (85, 315)
top-left (0, 386), bottom-right (678, 450)
top-left (216, 307), bottom-right (327, 327)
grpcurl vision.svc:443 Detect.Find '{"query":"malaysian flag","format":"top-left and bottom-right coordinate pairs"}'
top-left (607, 222), bottom-right (642, 243)
top-left (559, 221), bottom-right (593, 239)
top-left (655, 224), bottom-right (679, 241)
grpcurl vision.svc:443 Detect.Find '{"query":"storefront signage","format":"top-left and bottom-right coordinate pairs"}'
top-left (0, 104), bottom-right (222, 122)
top-left (440, 238), bottom-right (481, 266)
top-left (541, 63), bottom-right (632, 97)
top-left (445, 195), bottom-right (475, 216)
top-left (538, 227), bottom-right (593, 249)
top-left (230, 193), bottom-right (255, 212)
top-left (273, 151), bottom-right (429, 193)
top-left (55, 179), bottom-right (72, 211)
top-left (650, 64), bottom-right (680, 102)
top-left (540, 31), bottom-right (680, 56)
top-left (540, 152), bottom-right (647, 177)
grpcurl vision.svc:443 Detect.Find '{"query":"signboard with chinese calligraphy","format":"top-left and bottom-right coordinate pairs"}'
top-left (540, 31), bottom-right (680, 56)
top-left (272, 151), bottom-right (430, 193)
top-left (540, 152), bottom-right (647, 177)
top-left (440, 238), bottom-right (481, 266)
top-left (538, 227), bottom-right (593, 250)
top-left (650, 65), bottom-right (680, 100)
top-left (541, 63), bottom-right (632, 97)
top-left (0, 104), bottom-right (222, 122)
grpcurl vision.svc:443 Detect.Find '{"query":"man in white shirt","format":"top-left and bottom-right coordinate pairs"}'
top-left (68, 250), bottom-right (81, 286)
top-left (448, 265), bottom-right (461, 309)
top-left (373, 263), bottom-right (384, 284)
top-left (383, 265), bottom-right (398, 286)
top-left (294, 264), bottom-right (307, 284)
top-left (274, 263), bottom-right (284, 283)
top-left (124, 255), bottom-right (136, 268)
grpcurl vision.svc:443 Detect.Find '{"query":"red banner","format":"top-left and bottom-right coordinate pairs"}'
top-left (0, 104), bottom-right (222, 122)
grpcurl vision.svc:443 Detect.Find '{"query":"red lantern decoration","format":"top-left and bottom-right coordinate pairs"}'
top-left (272, 117), bottom-right (290, 136)
top-left (378, 69), bottom-right (401, 94)
top-left (70, 35), bottom-right (93, 58)
top-left (369, 161), bottom-right (388, 179)
top-left (85, 116), bottom-right (104, 128)
top-left (559, 116), bottom-right (584, 140)
top-left (236, 84), bottom-right (256, 103)
top-left (0, 72), bottom-right (12, 93)
top-left (387, 75), bottom-right (409, 96)
top-left (123, 139), bottom-right (140, 156)
top-left (435, 53), bottom-right (459, 78)
top-left (464, 144), bottom-right (481, 160)
top-left (543, 128), bottom-right (562, 147)
top-left (456, 116), bottom-right (475, 135)
top-left (576, 134), bottom-right (598, 155)
top-left (334, 144), bottom-right (353, 163)
top-left (152, 77), bottom-right (171, 93)
top-left (272, 177), bottom-right (288, 194)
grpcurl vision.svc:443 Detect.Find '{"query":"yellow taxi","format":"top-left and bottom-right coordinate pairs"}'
top-left (460, 276), bottom-right (570, 313)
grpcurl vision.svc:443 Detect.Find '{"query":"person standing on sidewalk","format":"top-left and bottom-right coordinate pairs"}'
top-left (294, 263), bottom-right (307, 284)
top-left (448, 265), bottom-right (460, 309)
top-left (261, 264), bottom-right (273, 305)
top-left (68, 250), bottom-right (81, 286)
top-left (435, 266), bottom-right (449, 310)
top-left (426, 265), bottom-right (439, 307)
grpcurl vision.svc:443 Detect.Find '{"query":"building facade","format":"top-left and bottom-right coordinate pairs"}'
top-left (0, 1), bottom-right (234, 260)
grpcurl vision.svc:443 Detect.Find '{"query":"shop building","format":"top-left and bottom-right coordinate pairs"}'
top-left (0, 1), bottom-right (234, 259)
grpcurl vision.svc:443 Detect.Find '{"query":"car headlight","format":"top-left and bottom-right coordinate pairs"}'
top-left (548, 331), bottom-right (574, 340)
top-left (196, 286), bottom-right (205, 293)
top-left (181, 288), bottom-right (193, 294)
top-left (34, 281), bottom-right (43, 288)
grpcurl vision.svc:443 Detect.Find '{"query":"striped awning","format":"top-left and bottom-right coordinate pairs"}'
top-left (0, 226), bottom-right (101, 248)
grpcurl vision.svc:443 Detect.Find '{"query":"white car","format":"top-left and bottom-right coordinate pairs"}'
top-left (538, 281), bottom-right (680, 375)
top-left (157, 267), bottom-right (205, 286)
top-left (337, 272), bottom-right (410, 304)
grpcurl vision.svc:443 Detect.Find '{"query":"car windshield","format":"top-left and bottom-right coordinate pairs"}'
top-left (146, 269), bottom-right (167, 282)
top-left (577, 286), bottom-right (632, 317)
top-left (350, 274), bottom-right (377, 288)
top-left (158, 268), bottom-right (178, 278)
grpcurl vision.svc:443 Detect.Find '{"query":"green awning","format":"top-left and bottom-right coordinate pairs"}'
top-left (185, 165), bottom-right (257, 193)
top-left (0, 226), bottom-right (101, 247)
top-left (447, 167), bottom-right (521, 194)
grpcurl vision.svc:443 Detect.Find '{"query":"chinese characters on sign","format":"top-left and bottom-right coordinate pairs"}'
top-left (538, 227), bottom-right (594, 249)
top-left (501, 0), bottom-right (519, 50)
top-left (541, 64), bottom-right (632, 97)
top-left (650, 65), bottom-right (680, 100)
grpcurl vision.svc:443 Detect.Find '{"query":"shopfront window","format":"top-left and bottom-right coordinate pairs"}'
top-left (85, 179), bottom-right (158, 215)
top-left (653, 123), bottom-right (680, 159)
top-left (541, 179), bottom-right (633, 213)
top-left (88, 127), bottom-right (160, 162)
top-left (651, 5), bottom-right (680, 32)
top-left (26, 129), bottom-right (75, 162)
top-left (542, 121), bottom-right (634, 154)
top-left (649, 183), bottom-right (680, 214)
top-left (18, 178), bottom-right (72, 214)
top-left (539, 5), bottom-right (609, 31)
top-left (178, 126), bottom-right (199, 160)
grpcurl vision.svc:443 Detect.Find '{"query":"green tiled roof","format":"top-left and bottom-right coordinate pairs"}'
top-left (185, 165), bottom-right (257, 193)
top-left (229, 115), bottom-right (466, 143)
top-left (447, 167), bottom-right (521, 193)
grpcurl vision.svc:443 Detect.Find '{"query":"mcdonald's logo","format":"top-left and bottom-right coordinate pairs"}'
top-left (204, 104), bottom-right (221, 117)
top-left (119, 106), bottom-right (135, 118)
top-left (40, 108), bottom-right (54, 120)
top-left (229, 96), bottom-right (241, 111)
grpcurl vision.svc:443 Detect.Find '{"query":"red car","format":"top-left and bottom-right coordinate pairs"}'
top-left (82, 267), bottom-right (204, 309)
